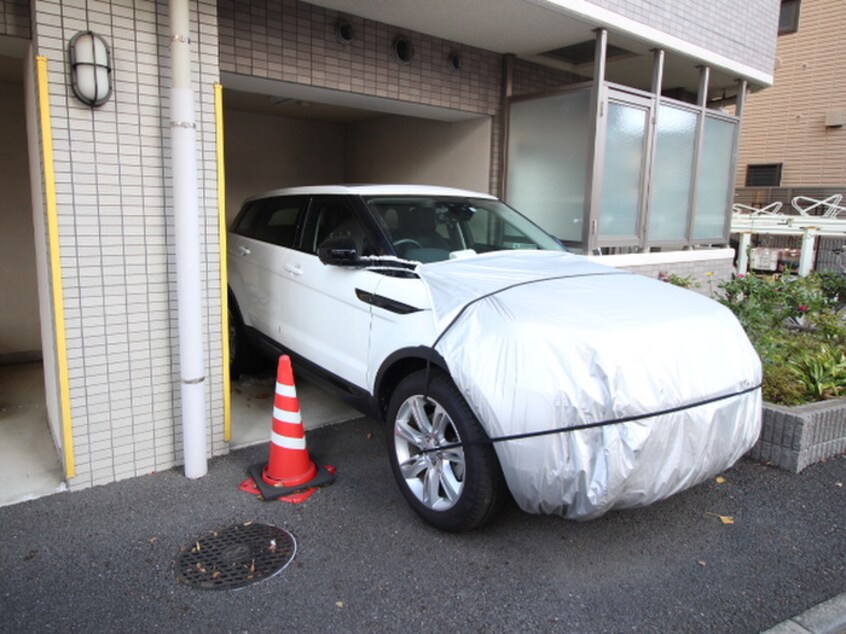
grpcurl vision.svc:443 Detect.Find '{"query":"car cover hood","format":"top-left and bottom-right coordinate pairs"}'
top-left (417, 251), bottom-right (762, 520)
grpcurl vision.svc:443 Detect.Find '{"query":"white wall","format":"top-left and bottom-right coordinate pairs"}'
top-left (345, 115), bottom-right (492, 192)
top-left (224, 109), bottom-right (346, 223)
top-left (223, 110), bottom-right (492, 222)
top-left (0, 79), bottom-right (39, 359)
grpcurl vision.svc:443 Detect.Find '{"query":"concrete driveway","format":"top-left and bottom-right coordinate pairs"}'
top-left (1, 416), bottom-right (844, 633)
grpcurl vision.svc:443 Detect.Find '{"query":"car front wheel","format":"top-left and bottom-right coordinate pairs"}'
top-left (386, 369), bottom-right (505, 532)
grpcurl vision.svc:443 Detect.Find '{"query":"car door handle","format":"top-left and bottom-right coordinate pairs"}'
top-left (284, 263), bottom-right (303, 276)
top-left (237, 245), bottom-right (251, 256)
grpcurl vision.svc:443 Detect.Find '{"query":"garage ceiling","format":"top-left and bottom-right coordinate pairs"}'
top-left (306, 0), bottom-right (595, 57)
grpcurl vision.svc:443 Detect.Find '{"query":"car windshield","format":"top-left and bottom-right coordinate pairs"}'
top-left (365, 196), bottom-right (565, 263)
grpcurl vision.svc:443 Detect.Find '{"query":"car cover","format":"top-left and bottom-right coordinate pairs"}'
top-left (417, 251), bottom-right (762, 520)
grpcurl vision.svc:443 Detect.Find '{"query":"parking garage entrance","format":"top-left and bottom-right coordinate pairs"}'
top-left (220, 75), bottom-right (494, 444)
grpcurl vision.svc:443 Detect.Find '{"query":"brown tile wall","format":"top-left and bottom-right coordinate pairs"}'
top-left (737, 0), bottom-right (846, 188)
top-left (218, 0), bottom-right (501, 115)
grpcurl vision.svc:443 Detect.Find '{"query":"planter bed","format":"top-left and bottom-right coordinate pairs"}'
top-left (748, 398), bottom-right (846, 472)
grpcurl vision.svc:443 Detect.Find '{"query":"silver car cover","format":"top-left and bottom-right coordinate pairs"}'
top-left (417, 251), bottom-right (762, 520)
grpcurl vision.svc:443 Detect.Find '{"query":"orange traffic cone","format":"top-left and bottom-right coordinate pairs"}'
top-left (239, 355), bottom-right (335, 503)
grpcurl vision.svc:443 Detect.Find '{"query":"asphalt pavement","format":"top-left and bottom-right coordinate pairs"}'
top-left (1, 416), bottom-right (844, 633)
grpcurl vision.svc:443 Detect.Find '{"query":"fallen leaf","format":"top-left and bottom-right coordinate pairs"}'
top-left (715, 476), bottom-right (727, 484)
top-left (697, 560), bottom-right (707, 567)
top-left (836, 482), bottom-right (843, 488)
top-left (212, 570), bottom-right (221, 580)
top-left (367, 432), bottom-right (373, 440)
top-left (336, 601), bottom-right (345, 609)
top-left (147, 536), bottom-right (158, 545)
top-left (706, 512), bottom-right (735, 525)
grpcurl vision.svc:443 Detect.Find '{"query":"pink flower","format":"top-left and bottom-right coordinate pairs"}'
top-left (799, 305), bottom-right (808, 313)
top-left (737, 273), bottom-right (745, 279)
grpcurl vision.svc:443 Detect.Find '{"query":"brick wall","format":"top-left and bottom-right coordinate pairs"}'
top-left (31, 0), bottom-right (224, 489)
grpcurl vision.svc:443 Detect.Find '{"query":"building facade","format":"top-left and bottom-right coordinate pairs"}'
top-left (736, 0), bottom-right (846, 204)
top-left (0, 0), bottom-right (779, 492)
top-left (734, 0), bottom-right (846, 268)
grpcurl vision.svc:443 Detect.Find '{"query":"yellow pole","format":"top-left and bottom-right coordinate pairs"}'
top-left (214, 83), bottom-right (231, 442)
top-left (36, 56), bottom-right (75, 478)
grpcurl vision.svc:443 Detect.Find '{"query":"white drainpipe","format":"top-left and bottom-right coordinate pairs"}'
top-left (169, 0), bottom-right (207, 478)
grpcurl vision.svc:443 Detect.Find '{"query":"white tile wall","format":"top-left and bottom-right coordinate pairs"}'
top-left (30, 0), bottom-right (224, 490)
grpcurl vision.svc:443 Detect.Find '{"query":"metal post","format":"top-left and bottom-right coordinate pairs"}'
top-left (583, 28), bottom-right (607, 254)
top-left (170, 0), bottom-right (207, 478)
top-left (737, 232), bottom-right (751, 275)
top-left (798, 227), bottom-right (817, 277)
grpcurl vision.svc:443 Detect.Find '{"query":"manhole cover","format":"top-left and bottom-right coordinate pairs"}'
top-left (175, 522), bottom-right (296, 590)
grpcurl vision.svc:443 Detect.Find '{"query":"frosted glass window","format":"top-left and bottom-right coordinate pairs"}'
top-left (648, 105), bottom-right (697, 242)
top-left (506, 90), bottom-right (591, 243)
top-left (693, 116), bottom-right (737, 240)
top-left (599, 102), bottom-right (647, 237)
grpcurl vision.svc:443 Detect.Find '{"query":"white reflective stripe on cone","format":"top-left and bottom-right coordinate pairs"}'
top-left (271, 430), bottom-right (307, 450)
top-left (276, 383), bottom-right (297, 398)
top-left (273, 406), bottom-right (302, 424)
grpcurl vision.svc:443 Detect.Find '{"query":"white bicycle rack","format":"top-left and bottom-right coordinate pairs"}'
top-left (731, 201), bottom-right (783, 216)
top-left (731, 195), bottom-right (846, 276)
top-left (790, 194), bottom-right (845, 217)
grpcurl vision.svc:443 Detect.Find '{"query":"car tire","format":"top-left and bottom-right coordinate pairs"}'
top-left (386, 369), bottom-right (506, 532)
top-left (228, 298), bottom-right (261, 380)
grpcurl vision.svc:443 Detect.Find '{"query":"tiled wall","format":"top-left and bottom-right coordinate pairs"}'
top-left (588, 0), bottom-right (778, 76)
top-left (31, 0), bottom-right (224, 489)
top-left (0, 0), bottom-right (29, 38)
top-left (218, 0), bottom-right (502, 115)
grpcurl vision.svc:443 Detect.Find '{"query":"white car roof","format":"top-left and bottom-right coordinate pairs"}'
top-left (244, 184), bottom-right (498, 203)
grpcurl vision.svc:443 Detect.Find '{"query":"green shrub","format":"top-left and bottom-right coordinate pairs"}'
top-left (715, 271), bottom-right (846, 405)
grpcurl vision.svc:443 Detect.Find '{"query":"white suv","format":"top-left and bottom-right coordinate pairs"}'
top-left (228, 185), bottom-right (762, 531)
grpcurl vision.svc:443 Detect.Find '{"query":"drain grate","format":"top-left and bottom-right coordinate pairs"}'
top-left (175, 522), bottom-right (296, 590)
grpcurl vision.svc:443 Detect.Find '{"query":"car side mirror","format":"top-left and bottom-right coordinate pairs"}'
top-left (318, 236), bottom-right (360, 266)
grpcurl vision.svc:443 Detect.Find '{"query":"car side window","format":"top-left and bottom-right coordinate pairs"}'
top-left (231, 200), bottom-right (263, 237)
top-left (301, 197), bottom-right (373, 255)
top-left (251, 196), bottom-right (307, 248)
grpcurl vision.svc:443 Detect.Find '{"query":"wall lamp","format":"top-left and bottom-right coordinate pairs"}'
top-left (68, 31), bottom-right (112, 107)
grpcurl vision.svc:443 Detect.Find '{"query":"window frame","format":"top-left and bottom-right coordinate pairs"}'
top-left (745, 163), bottom-right (783, 187)
top-left (778, 0), bottom-right (800, 35)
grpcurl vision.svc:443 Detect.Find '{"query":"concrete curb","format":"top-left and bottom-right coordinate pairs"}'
top-left (763, 592), bottom-right (846, 634)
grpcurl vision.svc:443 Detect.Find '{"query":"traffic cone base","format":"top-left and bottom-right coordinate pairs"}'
top-left (277, 466), bottom-right (337, 504)
top-left (239, 477), bottom-right (261, 495)
top-left (246, 459), bottom-right (335, 502)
